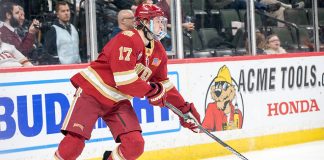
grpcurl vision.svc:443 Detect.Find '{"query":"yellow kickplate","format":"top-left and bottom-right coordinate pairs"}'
top-left (89, 128), bottom-right (324, 160)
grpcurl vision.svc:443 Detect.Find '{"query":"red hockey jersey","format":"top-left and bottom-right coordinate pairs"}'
top-left (71, 29), bottom-right (185, 107)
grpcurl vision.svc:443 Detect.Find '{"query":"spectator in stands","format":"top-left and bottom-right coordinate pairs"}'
top-left (156, 0), bottom-right (195, 31)
top-left (16, 5), bottom-right (28, 39)
top-left (45, 1), bottom-right (81, 64)
top-left (17, 5), bottom-right (24, 26)
top-left (0, 1), bottom-right (39, 57)
top-left (156, 0), bottom-right (194, 50)
top-left (110, 9), bottom-right (135, 39)
top-left (0, 31), bottom-right (33, 67)
top-left (260, 0), bottom-right (303, 27)
top-left (244, 30), bottom-right (266, 55)
top-left (264, 34), bottom-right (287, 54)
top-left (256, 31), bottom-right (266, 54)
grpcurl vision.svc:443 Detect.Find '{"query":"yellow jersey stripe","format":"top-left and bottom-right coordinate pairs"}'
top-left (113, 70), bottom-right (139, 86)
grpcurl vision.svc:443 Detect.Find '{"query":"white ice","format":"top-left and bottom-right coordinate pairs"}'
top-left (203, 140), bottom-right (324, 160)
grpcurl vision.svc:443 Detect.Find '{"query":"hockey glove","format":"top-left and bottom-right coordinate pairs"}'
top-left (146, 82), bottom-right (166, 107)
top-left (179, 102), bottom-right (201, 133)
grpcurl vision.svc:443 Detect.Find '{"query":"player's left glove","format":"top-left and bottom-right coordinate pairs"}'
top-left (145, 82), bottom-right (166, 107)
top-left (179, 102), bottom-right (201, 133)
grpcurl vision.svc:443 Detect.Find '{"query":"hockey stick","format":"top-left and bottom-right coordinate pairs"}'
top-left (165, 102), bottom-right (249, 160)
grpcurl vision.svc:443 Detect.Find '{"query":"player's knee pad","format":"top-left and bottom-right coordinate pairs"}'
top-left (118, 131), bottom-right (145, 160)
top-left (55, 132), bottom-right (86, 160)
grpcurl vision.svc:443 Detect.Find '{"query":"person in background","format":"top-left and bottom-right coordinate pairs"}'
top-left (156, 0), bottom-right (194, 50)
top-left (16, 5), bottom-right (28, 39)
top-left (45, 1), bottom-right (81, 64)
top-left (109, 9), bottom-right (135, 39)
top-left (53, 4), bottom-right (201, 160)
top-left (0, 31), bottom-right (33, 67)
top-left (244, 30), bottom-right (266, 55)
top-left (156, 0), bottom-right (194, 31)
top-left (17, 5), bottom-right (25, 27)
top-left (256, 31), bottom-right (266, 54)
top-left (260, 0), bottom-right (303, 27)
top-left (264, 34), bottom-right (287, 54)
top-left (0, 1), bottom-right (39, 57)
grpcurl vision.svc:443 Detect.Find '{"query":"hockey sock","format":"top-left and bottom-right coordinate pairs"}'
top-left (56, 132), bottom-right (85, 160)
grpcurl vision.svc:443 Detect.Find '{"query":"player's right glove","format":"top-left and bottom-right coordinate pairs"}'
top-left (179, 102), bottom-right (201, 133)
top-left (145, 82), bottom-right (166, 107)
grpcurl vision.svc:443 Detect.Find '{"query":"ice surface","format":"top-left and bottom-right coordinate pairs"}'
top-left (203, 140), bottom-right (324, 160)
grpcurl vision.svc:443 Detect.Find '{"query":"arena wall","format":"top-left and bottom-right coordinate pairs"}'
top-left (1, 53), bottom-right (324, 160)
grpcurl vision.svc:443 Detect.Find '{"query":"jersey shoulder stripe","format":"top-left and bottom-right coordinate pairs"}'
top-left (80, 66), bottom-right (133, 102)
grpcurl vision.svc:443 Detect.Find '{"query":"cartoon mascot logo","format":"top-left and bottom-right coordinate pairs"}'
top-left (202, 65), bottom-right (244, 132)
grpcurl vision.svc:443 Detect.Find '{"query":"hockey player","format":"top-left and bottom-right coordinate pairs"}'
top-left (54, 3), bottom-right (201, 160)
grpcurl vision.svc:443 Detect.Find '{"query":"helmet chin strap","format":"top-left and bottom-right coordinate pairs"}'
top-left (143, 27), bottom-right (154, 42)
top-left (140, 20), bottom-right (156, 41)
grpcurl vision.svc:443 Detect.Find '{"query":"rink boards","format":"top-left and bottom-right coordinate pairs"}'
top-left (1, 52), bottom-right (324, 160)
